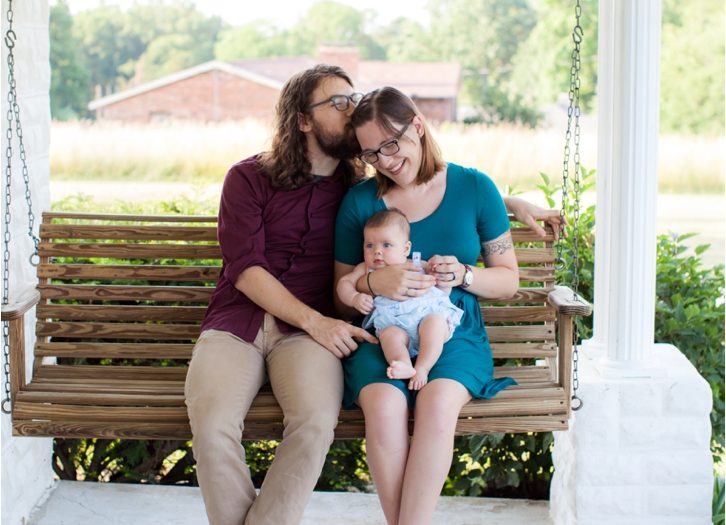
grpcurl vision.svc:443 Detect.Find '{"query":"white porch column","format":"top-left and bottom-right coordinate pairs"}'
top-left (550, 1), bottom-right (713, 524)
top-left (586, 0), bottom-right (660, 373)
top-left (1, 1), bottom-right (54, 524)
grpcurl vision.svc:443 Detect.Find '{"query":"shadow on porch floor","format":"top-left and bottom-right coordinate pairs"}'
top-left (28, 480), bottom-right (552, 524)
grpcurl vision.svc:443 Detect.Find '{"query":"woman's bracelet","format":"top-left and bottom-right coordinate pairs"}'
top-left (366, 272), bottom-right (377, 297)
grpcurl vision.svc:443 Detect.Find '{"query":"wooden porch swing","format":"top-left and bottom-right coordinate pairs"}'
top-left (1, 3), bottom-right (591, 441)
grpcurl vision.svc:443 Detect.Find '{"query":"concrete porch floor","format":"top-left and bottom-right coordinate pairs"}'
top-left (27, 480), bottom-right (553, 525)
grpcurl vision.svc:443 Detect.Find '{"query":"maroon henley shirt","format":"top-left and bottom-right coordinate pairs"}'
top-left (200, 155), bottom-right (348, 342)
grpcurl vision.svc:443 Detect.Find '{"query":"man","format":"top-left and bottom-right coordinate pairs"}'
top-left (185, 64), bottom-right (561, 525)
top-left (184, 65), bottom-right (376, 525)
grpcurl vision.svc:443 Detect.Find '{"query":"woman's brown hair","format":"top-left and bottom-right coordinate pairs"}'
top-left (350, 86), bottom-right (445, 197)
top-left (258, 64), bottom-right (360, 190)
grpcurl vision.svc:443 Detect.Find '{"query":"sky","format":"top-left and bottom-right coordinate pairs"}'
top-left (63, 0), bottom-right (430, 28)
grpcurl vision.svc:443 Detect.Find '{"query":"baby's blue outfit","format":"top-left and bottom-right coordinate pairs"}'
top-left (363, 286), bottom-right (464, 357)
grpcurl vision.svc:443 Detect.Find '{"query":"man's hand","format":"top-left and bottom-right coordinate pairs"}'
top-left (304, 314), bottom-right (378, 358)
top-left (353, 293), bottom-right (374, 314)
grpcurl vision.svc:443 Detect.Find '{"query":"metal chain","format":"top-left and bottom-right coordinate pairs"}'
top-left (557, 0), bottom-right (584, 411)
top-left (2, 0), bottom-right (16, 415)
top-left (2, 0), bottom-right (39, 414)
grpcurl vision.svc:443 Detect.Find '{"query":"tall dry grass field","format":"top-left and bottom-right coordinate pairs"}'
top-left (50, 120), bottom-right (724, 193)
top-left (51, 120), bottom-right (274, 184)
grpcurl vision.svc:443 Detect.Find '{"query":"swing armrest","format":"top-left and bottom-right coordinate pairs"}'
top-left (548, 285), bottom-right (592, 317)
top-left (1, 288), bottom-right (40, 321)
top-left (548, 286), bottom-right (590, 405)
top-left (1, 287), bottom-right (39, 403)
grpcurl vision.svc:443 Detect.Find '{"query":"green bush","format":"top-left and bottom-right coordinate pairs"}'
top-left (53, 438), bottom-right (196, 484)
top-left (446, 433), bottom-right (555, 499)
top-left (715, 476), bottom-right (725, 525)
top-left (655, 232), bottom-right (725, 458)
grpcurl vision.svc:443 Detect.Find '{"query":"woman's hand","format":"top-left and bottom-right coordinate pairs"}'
top-left (367, 262), bottom-right (436, 301)
top-left (426, 255), bottom-right (464, 289)
top-left (504, 196), bottom-right (564, 239)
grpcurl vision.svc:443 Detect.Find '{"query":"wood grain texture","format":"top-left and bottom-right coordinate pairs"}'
top-left (40, 224), bottom-right (217, 241)
top-left (37, 263), bottom-right (219, 282)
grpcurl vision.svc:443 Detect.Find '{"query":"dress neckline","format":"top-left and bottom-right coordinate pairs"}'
top-left (381, 163), bottom-right (452, 225)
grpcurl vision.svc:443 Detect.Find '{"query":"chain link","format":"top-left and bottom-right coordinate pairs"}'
top-left (556, 0), bottom-right (584, 412)
top-left (2, 0), bottom-right (15, 415)
top-left (2, 0), bottom-right (39, 414)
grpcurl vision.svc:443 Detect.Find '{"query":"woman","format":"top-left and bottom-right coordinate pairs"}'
top-left (334, 86), bottom-right (529, 524)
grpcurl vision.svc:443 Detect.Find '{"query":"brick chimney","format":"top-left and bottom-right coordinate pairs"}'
top-left (317, 46), bottom-right (360, 82)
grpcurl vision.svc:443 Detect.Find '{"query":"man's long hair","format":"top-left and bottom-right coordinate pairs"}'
top-left (259, 64), bottom-right (360, 190)
top-left (351, 86), bottom-right (445, 197)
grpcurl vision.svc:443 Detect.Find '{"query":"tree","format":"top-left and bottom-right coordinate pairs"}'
top-left (214, 22), bottom-right (290, 60)
top-left (426, 0), bottom-right (539, 125)
top-left (73, 1), bottom-right (224, 92)
top-left (507, 0), bottom-right (598, 113)
top-left (287, 1), bottom-right (383, 58)
top-left (49, 0), bottom-right (90, 119)
top-left (125, 2), bottom-right (224, 84)
top-left (73, 4), bottom-right (135, 96)
top-left (372, 17), bottom-right (439, 62)
top-left (660, 0), bottom-right (724, 135)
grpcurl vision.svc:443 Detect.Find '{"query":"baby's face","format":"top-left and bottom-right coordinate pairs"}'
top-left (363, 225), bottom-right (411, 269)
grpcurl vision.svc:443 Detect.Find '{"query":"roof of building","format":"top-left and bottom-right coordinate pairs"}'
top-left (89, 53), bottom-right (461, 110)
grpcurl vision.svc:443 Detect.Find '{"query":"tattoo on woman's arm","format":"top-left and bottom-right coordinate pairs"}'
top-left (481, 233), bottom-right (514, 256)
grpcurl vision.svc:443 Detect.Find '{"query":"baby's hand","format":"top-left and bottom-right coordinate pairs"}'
top-left (353, 293), bottom-right (374, 314)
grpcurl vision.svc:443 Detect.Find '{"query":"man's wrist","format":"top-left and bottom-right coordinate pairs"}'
top-left (299, 309), bottom-right (323, 333)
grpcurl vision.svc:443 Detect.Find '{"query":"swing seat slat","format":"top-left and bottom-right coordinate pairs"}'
top-left (2, 212), bottom-right (591, 440)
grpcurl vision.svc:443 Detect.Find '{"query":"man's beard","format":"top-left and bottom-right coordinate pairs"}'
top-left (311, 120), bottom-right (360, 160)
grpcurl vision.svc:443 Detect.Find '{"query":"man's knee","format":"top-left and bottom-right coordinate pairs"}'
top-left (188, 404), bottom-right (245, 448)
top-left (279, 395), bottom-right (339, 450)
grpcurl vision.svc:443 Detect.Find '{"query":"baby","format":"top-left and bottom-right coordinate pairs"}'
top-left (337, 209), bottom-right (463, 390)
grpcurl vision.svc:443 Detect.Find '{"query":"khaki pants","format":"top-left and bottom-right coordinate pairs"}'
top-left (184, 314), bottom-right (344, 525)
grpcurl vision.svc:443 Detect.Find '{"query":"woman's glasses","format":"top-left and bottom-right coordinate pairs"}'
top-left (358, 123), bottom-right (411, 165)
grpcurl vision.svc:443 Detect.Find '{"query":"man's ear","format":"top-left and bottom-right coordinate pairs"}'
top-left (298, 112), bottom-right (312, 132)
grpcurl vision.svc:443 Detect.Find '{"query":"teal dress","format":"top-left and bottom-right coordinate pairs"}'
top-left (334, 162), bottom-right (517, 408)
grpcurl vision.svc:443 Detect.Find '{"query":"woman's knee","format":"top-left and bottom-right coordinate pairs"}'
top-left (359, 384), bottom-right (408, 433)
top-left (414, 380), bottom-right (469, 427)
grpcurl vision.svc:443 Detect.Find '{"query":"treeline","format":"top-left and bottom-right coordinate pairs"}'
top-left (50, 0), bottom-right (724, 134)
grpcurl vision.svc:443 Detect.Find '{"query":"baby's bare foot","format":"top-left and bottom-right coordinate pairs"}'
top-left (387, 360), bottom-right (416, 379)
top-left (408, 368), bottom-right (430, 390)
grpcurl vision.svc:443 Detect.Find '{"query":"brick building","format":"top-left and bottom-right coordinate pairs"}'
top-left (88, 47), bottom-right (461, 123)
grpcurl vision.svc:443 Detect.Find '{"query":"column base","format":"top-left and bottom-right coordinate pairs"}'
top-left (595, 352), bottom-right (667, 379)
top-left (550, 344), bottom-right (713, 525)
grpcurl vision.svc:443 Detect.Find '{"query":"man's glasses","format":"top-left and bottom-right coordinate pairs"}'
top-left (308, 92), bottom-right (364, 112)
top-left (358, 123), bottom-right (411, 165)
